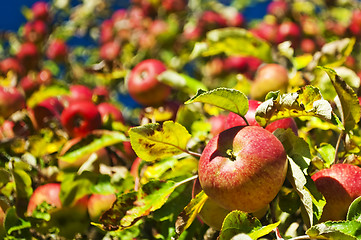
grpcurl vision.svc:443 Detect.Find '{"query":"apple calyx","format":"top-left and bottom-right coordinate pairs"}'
top-left (226, 149), bottom-right (237, 161)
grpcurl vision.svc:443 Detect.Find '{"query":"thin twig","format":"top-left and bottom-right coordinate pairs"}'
top-left (334, 131), bottom-right (343, 164)
top-left (186, 150), bottom-right (202, 158)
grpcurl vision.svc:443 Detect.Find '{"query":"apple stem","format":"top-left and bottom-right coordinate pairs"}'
top-left (241, 115), bottom-right (250, 126)
top-left (226, 149), bottom-right (237, 161)
top-left (174, 175), bottom-right (198, 188)
top-left (186, 150), bottom-right (202, 158)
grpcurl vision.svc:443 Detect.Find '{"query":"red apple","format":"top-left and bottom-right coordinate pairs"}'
top-left (349, 10), bottom-right (361, 37)
top-left (209, 114), bottom-right (228, 136)
top-left (300, 38), bottom-right (316, 54)
top-left (60, 100), bottom-right (102, 138)
top-left (198, 125), bottom-right (288, 212)
top-left (312, 164), bottom-right (361, 222)
top-left (32, 97), bottom-right (64, 129)
top-left (226, 12), bottom-right (245, 27)
top-left (93, 85), bottom-right (110, 102)
top-left (68, 84), bottom-right (93, 102)
top-left (198, 11), bottom-right (227, 33)
top-left (97, 102), bottom-right (124, 123)
top-left (0, 86), bottom-right (26, 119)
top-left (23, 20), bottom-right (47, 43)
top-left (0, 57), bottom-right (23, 76)
top-left (27, 183), bottom-right (62, 216)
top-left (17, 42), bottom-right (39, 71)
top-left (100, 19), bottom-right (114, 44)
top-left (87, 193), bottom-right (117, 222)
top-left (226, 100), bottom-right (298, 135)
top-left (127, 59), bottom-right (171, 106)
top-left (46, 39), bottom-right (68, 62)
top-left (19, 74), bottom-right (40, 96)
top-left (99, 40), bottom-right (121, 61)
top-left (250, 63), bottom-right (289, 101)
top-left (250, 22), bottom-right (279, 44)
top-left (223, 56), bottom-right (248, 73)
top-left (267, 0), bottom-right (288, 19)
top-left (162, 0), bottom-right (187, 12)
top-left (31, 1), bottom-right (50, 21)
top-left (276, 21), bottom-right (301, 47)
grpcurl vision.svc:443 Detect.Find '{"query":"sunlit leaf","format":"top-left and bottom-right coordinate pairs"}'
top-left (255, 86), bottom-right (342, 129)
top-left (317, 38), bottom-right (355, 68)
top-left (175, 190), bottom-right (208, 236)
top-left (0, 169), bottom-right (11, 186)
top-left (185, 88), bottom-right (248, 117)
top-left (27, 85), bottom-right (69, 108)
top-left (315, 143), bottom-right (336, 168)
top-left (218, 210), bottom-right (277, 240)
top-left (347, 196), bottom-right (361, 222)
top-left (307, 220), bottom-right (361, 240)
top-left (98, 180), bottom-right (180, 231)
top-left (129, 121), bottom-right (191, 162)
top-left (158, 70), bottom-right (208, 94)
top-left (59, 131), bottom-right (127, 163)
top-left (190, 28), bottom-right (272, 62)
top-left (319, 66), bottom-right (361, 131)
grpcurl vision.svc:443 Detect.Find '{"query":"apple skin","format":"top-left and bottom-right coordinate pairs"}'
top-left (68, 84), bottom-right (93, 102)
top-left (209, 114), bottom-right (228, 137)
top-left (0, 57), bottom-right (23, 76)
top-left (127, 59), bottom-right (171, 106)
top-left (97, 102), bottom-right (124, 123)
top-left (17, 42), bottom-right (39, 71)
top-left (100, 40), bottom-right (121, 61)
top-left (32, 97), bottom-right (64, 129)
top-left (87, 193), bottom-right (117, 222)
top-left (26, 183), bottom-right (63, 216)
top-left (23, 20), bottom-right (47, 43)
top-left (60, 100), bottom-right (102, 138)
top-left (31, 1), bottom-right (50, 21)
top-left (312, 164), bottom-right (361, 222)
top-left (0, 86), bottom-right (26, 119)
top-left (226, 100), bottom-right (298, 135)
top-left (250, 63), bottom-right (289, 101)
top-left (198, 125), bottom-right (288, 213)
top-left (46, 39), bottom-right (68, 63)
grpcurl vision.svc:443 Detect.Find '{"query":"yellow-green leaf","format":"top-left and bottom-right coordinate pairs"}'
top-left (129, 121), bottom-right (191, 162)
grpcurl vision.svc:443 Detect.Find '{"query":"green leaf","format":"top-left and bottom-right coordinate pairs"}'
top-left (59, 131), bottom-right (127, 163)
top-left (185, 88), bottom-right (248, 117)
top-left (190, 28), bottom-right (272, 62)
top-left (306, 220), bottom-right (361, 240)
top-left (27, 84), bottom-right (69, 108)
top-left (347, 196), bottom-right (361, 222)
top-left (98, 180), bottom-right (181, 231)
top-left (316, 143), bottom-right (336, 168)
top-left (4, 207), bottom-right (31, 235)
top-left (255, 86), bottom-right (342, 128)
top-left (275, 129), bottom-right (326, 226)
top-left (129, 121), bottom-right (191, 162)
top-left (158, 70), bottom-right (208, 94)
top-left (218, 210), bottom-right (277, 240)
top-left (319, 66), bottom-right (361, 131)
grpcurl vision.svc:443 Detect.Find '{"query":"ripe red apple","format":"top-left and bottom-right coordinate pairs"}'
top-left (127, 59), bottom-right (171, 106)
top-left (100, 40), bottom-right (121, 61)
top-left (276, 21), bottom-right (301, 47)
top-left (23, 20), bottom-right (47, 43)
top-left (162, 0), bottom-right (187, 12)
top-left (31, 97), bottom-right (64, 129)
top-left (209, 114), bottom-right (228, 136)
top-left (100, 19), bottom-right (114, 44)
top-left (349, 10), bottom-right (361, 37)
top-left (300, 38), bottom-right (316, 54)
top-left (198, 125), bottom-right (288, 212)
top-left (93, 85), bottom-right (110, 103)
top-left (68, 84), bottom-right (93, 102)
top-left (267, 0), bottom-right (288, 19)
top-left (250, 22), bottom-right (279, 44)
top-left (87, 193), bottom-right (116, 221)
top-left (0, 86), bottom-right (26, 119)
top-left (46, 39), bottom-right (68, 62)
top-left (27, 183), bottom-right (63, 216)
top-left (226, 100), bottom-right (298, 135)
top-left (0, 57), bottom-right (23, 76)
top-left (250, 63), bottom-right (289, 101)
top-left (97, 102), bottom-right (124, 123)
top-left (31, 1), bottom-right (50, 21)
top-left (19, 74), bottom-right (39, 96)
top-left (17, 42), bottom-right (39, 71)
top-left (60, 100), bottom-right (102, 138)
top-left (312, 164), bottom-right (361, 222)
top-left (222, 56), bottom-right (248, 73)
